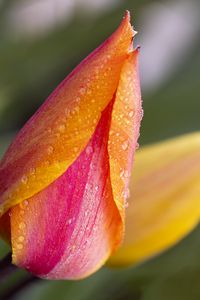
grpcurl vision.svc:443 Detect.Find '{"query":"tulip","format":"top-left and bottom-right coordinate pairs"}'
top-left (109, 132), bottom-right (200, 266)
top-left (0, 12), bottom-right (142, 279)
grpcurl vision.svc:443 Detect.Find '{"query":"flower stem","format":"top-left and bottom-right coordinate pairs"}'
top-left (0, 252), bottom-right (17, 282)
top-left (0, 274), bottom-right (40, 300)
top-left (0, 252), bottom-right (41, 299)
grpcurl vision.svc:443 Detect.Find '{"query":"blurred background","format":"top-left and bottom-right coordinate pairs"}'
top-left (0, 0), bottom-right (200, 299)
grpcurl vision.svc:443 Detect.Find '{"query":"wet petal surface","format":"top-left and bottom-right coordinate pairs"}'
top-left (10, 102), bottom-right (122, 279)
top-left (0, 12), bottom-right (134, 216)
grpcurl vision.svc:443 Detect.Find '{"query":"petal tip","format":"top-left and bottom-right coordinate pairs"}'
top-left (124, 10), bottom-right (131, 22)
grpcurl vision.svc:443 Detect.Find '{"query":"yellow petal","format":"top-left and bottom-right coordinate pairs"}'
top-left (109, 132), bottom-right (200, 266)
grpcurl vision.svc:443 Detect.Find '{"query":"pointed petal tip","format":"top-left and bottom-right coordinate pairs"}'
top-left (123, 10), bottom-right (137, 36)
top-left (124, 10), bottom-right (130, 21)
top-left (117, 10), bottom-right (134, 39)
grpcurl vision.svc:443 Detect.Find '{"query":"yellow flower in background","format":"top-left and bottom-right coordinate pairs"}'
top-left (109, 132), bottom-right (200, 266)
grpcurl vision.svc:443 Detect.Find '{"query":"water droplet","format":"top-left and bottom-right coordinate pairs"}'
top-left (17, 243), bottom-right (23, 250)
top-left (20, 210), bottom-right (25, 216)
top-left (87, 89), bottom-right (92, 95)
top-left (65, 108), bottom-right (69, 117)
top-left (23, 200), bottom-right (29, 206)
top-left (80, 87), bottom-right (86, 94)
top-left (74, 147), bottom-right (79, 153)
top-left (45, 160), bottom-right (50, 166)
top-left (58, 124), bottom-right (65, 133)
top-left (95, 185), bottom-right (99, 191)
top-left (21, 175), bottom-right (28, 184)
top-left (18, 236), bottom-right (25, 242)
top-left (129, 110), bottom-right (134, 117)
top-left (86, 146), bottom-right (93, 155)
top-left (47, 127), bottom-right (52, 134)
top-left (71, 244), bottom-right (76, 251)
top-left (67, 219), bottom-right (72, 225)
top-left (124, 200), bottom-right (129, 209)
top-left (29, 168), bottom-right (36, 175)
top-left (120, 170), bottom-right (124, 178)
top-left (19, 222), bottom-right (26, 230)
top-left (47, 146), bottom-right (54, 154)
top-left (122, 141), bottom-right (128, 151)
top-left (74, 106), bottom-right (80, 113)
top-left (124, 170), bottom-right (129, 178)
top-left (122, 188), bottom-right (130, 200)
top-left (93, 118), bottom-right (98, 124)
top-left (55, 132), bottom-right (61, 138)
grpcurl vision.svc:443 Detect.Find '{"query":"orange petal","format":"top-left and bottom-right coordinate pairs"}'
top-left (108, 48), bottom-right (142, 222)
top-left (0, 11), bottom-right (134, 216)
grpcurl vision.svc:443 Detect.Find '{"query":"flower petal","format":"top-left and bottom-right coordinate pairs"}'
top-left (109, 132), bottom-right (200, 266)
top-left (10, 101), bottom-right (122, 279)
top-left (0, 11), bottom-right (134, 216)
top-left (108, 48), bottom-right (142, 220)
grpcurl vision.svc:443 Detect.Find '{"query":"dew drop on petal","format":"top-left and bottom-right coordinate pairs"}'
top-left (86, 146), bottom-right (93, 155)
top-left (18, 236), bottom-right (25, 242)
top-left (21, 175), bottom-right (28, 184)
top-left (47, 146), bottom-right (54, 155)
top-left (23, 200), bottom-right (29, 206)
top-left (74, 147), bottom-right (79, 153)
top-left (58, 124), bottom-right (66, 133)
top-left (19, 222), bottom-right (26, 230)
top-left (65, 108), bottom-right (69, 117)
top-left (120, 170), bottom-right (124, 178)
top-left (124, 200), bottom-right (129, 209)
top-left (67, 219), bottom-right (72, 225)
top-left (124, 170), bottom-right (130, 178)
top-left (17, 243), bottom-right (23, 250)
top-left (29, 168), bottom-right (36, 175)
top-left (80, 87), bottom-right (86, 95)
top-left (122, 188), bottom-right (130, 201)
top-left (128, 110), bottom-right (134, 117)
top-left (45, 160), bottom-right (50, 166)
top-left (122, 141), bottom-right (128, 151)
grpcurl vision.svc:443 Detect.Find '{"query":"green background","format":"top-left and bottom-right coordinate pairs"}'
top-left (0, 0), bottom-right (200, 299)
